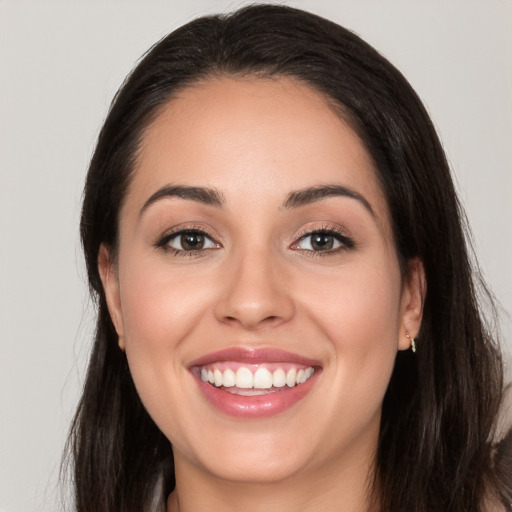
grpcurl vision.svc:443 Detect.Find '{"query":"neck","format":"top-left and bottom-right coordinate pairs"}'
top-left (167, 440), bottom-right (379, 512)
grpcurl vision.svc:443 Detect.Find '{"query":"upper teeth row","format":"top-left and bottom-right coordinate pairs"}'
top-left (201, 366), bottom-right (315, 389)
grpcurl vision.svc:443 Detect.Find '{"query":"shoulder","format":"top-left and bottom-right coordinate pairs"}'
top-left (148, 475), bottom-right (167, 512)
top-left (483, 497), bottom-right (511, 512)
top-left (496, 382), bottom-right (512, 440)
top-left (489, 381), bottom-right (512, 512)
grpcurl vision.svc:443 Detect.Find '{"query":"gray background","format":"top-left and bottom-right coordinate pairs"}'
top-left (1, 1), bottom-right (511, 511)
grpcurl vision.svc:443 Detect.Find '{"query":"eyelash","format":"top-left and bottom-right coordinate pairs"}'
top-left (155, 225), bottom-right (355, 257)
top-left (291, 226), bottom-right (355, 257)
top-left (155, 226), bottom-right (219, 257)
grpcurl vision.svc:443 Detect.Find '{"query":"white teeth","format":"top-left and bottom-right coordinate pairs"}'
top-left (272, 368), bottom-right (286, 388)
top-left (200, 365), bottom-right (316, 389)
top-left (235, 367), bottom-right (254, 388)
top-left (286, 368), bottom-right (297, 388)
top-left (222, 368), bottom-right (236, 387)
top-left (214, 369), bottom-right (223, 387)
top-left (253, 368), bottom-right (273, 389)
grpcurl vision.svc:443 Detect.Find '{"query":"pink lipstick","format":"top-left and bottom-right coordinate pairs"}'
top-left (189, 347), bottom-right (321, 418)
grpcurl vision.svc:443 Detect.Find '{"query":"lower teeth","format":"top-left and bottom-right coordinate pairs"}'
top-left (218, 386), bottom-right (285, 396)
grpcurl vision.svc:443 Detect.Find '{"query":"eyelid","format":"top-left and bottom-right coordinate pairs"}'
top-left (289, 224), bottom-right (355, 252)
top-left (155, 224), bottom-right (221, 253)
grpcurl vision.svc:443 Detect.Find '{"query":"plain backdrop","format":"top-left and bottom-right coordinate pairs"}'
top-left (0, 1), bottom-right (511, 511)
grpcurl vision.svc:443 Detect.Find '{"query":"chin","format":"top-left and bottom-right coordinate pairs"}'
top-left (200, 450), bottom-right (306, 484)
top-left (176, 425), bottom-right (312, 484)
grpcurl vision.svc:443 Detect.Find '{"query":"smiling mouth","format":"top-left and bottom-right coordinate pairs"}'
top-left (189, 348), bottom-right (321, 418)
top-left (196, 363), bottom-right (316, 396)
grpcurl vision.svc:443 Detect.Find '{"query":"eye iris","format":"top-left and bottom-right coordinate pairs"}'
top-left (311, 233), bottom-right (334, 250)
top-left (180, 232), bottom-right (204, 250)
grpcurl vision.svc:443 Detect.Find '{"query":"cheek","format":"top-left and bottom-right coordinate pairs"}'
top-left (119, 261), bottom-right (212, 348)
top-left (116, 262), bottom-right (218, 449)
top-left (294, 256), bottom-right (402, 441)
top-left (116, 259), bottom-right (216, 411)
top-left (297, 254), bottom-right (403, 395)
top-left (302, 256), bottom-right (402, 340)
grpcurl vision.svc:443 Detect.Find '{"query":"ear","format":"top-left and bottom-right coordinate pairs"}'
top-left (397, 258), bottom-right (426, 351)
top-left (97, 243), bottom-right (125, 350)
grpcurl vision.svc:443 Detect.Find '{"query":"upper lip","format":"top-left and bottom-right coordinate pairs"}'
top-left (188, 347), bottom-right (321, 368)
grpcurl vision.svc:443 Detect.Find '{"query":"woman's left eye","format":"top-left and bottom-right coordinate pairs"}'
top-left (157, 230), bottom-right (219, 253)
top-left (291, 230), bottom-right (354, 253)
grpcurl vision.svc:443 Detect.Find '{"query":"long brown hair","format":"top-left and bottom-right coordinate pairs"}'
top-left (67, 5), bottom-right (508, 511)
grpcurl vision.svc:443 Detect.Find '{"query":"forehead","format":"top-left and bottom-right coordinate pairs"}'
top-left (128, 76), bottom-right (390, 228)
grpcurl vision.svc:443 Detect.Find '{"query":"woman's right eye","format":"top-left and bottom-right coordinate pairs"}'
top-left (156, 230), bottom-right (219, 254)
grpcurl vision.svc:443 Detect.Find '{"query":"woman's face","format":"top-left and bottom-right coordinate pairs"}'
top-left (100, 77), bottom-right (423, 485)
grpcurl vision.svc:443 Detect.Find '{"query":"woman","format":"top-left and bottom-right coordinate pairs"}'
top-left (68, 4), bottom-right (510, 511)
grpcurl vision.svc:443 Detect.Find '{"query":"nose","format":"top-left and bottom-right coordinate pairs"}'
top-left (213, 247), bottom-right (295, 330)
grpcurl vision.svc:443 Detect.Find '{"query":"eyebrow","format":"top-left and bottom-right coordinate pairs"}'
top-left (139, 183), bottom-right (374, 217)
top-left (140, 185), bottom-right (224, 216)
top-left (282, 185), bottom-right (374, 216)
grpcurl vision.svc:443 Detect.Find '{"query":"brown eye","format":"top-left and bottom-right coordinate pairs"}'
top-left (180, 232), bottom-right (205, 250)
top-left (291, 229), bottom-right (355, 254)
top-left (310, 233), bottom-right (334, 251)
top-left (159, 230), bottom-right (219, 253)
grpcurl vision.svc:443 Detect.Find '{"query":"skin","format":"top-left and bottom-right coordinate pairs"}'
top-left (99, 76), bottom-right (425, 512)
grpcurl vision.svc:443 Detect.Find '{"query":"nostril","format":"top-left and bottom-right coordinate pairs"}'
top-left (221, 313), bottom-right (287, 329)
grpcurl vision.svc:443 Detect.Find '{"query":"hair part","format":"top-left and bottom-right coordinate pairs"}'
top-left (68, 4), bottom-right (506, 511)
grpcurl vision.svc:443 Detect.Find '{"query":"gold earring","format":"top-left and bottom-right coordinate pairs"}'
top-left (405, 331), bottom-right (416, 353)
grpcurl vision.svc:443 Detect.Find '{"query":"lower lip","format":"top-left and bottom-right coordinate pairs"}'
top-left (193, 371), bottom-right (319, 419)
